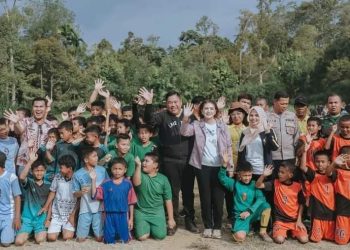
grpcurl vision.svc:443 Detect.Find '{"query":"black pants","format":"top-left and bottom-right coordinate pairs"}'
top-left (181, 164), bottom-right (196, 220)
top-left (195, 166), bottom-right (225, 229)
top-left (161, 157), bottom-right (187, 220)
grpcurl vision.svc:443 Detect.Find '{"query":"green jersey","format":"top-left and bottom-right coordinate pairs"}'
top-left (109, 149), bottom-right (135, 177)
top-left (130, 141), bottom-right (157, 161)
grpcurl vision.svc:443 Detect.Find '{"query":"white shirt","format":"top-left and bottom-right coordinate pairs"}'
top-left (201, 123), bottom-right (221, 167)
top-left (245, 136), bottom-right (264, 175)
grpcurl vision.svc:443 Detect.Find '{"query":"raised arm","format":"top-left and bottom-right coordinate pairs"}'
top-left (3, 109), bottom-right (24, 135)
top-left (256, 165), bottom-right (273, 189)
top-left (325, 124), bottom-right (337, 150)
top-left (132, 157), bottom-right (142, 187)
top-left (87, 79), bottom-right (104, 109)
top-left (19, 148), bottom-right (38, 182)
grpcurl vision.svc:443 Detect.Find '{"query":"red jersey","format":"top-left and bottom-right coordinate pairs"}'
top-left (331, 135), bottom-right (350, 161)
top-left (331, 168), bottom-right (350, 217)
top-left (299, 136), bottom-right (326, 171)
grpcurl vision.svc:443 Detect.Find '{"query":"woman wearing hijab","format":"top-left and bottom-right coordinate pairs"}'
top-left (237, 106), bottom-right (279, 180)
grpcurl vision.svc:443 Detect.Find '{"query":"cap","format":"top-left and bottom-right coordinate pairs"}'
top-left (228, 102), bottom-right (248, 114)
top-left (294, 95), bottom-right (308, 106)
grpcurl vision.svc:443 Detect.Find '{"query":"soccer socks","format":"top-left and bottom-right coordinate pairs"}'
top-left (260, 208), bottom-right (271, 234)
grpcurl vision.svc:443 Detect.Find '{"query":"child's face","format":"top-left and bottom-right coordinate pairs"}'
top-left (91, 106), bottom-right (103, 116)
top-left (16, 110), bottom-right (26, 121)
top-left (314, 155), bottom-right (330, 173)
top-left (59, 128), bottom-right (73, 141)
top-left (52, 120), bottom-right (59, 128)
top-left (0, 124), bottom-right (9, 139)
top-left (111, 163), bottom-right (127, 179)
top-left (85, 132), bottom-right (99, 145)
top-left (142, 156), bottom-right (158, 174)
top-left (109, 120), bottom-right (117, 134)
top-left (72, 120), bottom-right (81, 133)
top-left (278, 166), bottom-right (293, 183)
top-left (69, 111), bottom-right (78, 121)
top-left (48, 132), bottom-right (58, 142)
top-left (138, 128), bottom-right (152, 144)
top-left (60, 165), bottom-right (73, 178)
top-left (84, 151), bottom-right (98, 167)
top-left (32, 165), bottom-right (46, 181)
top-left (117, 139), bottom-right (130, 155)
top-left (117, 123), bottom-right (128, 135)
top-left (307, 121), bottom-right (321, 135)
top-left (122, 111), bottom-right (133, 121)
top-left (339, 120), bottom-right (350, 138)
top-left (238, 171), bottom-right (252, 184)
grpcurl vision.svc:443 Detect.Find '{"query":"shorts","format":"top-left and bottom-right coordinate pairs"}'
top-left (232, 202), bottom-right (270, 233)
top-left (104, 212), bottom-right (130, 244)
top-left (134, 209), bottom-right (166, 240)
top-left (76, 212), bottom-right (103, 238)
top-left (47, 217), bottom-right (75, 234)
top-left (0, 217), bottom-right (15, 244)
top-left (310, 218), bottom-right (335, 242)
top-left (335, 215), bottom-right (350, 245)
top-left (273, 221), bottom-right (308, 239)
top-left (18, 215), bottom-right (47, 235)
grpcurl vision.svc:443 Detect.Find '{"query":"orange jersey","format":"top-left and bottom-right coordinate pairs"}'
top-left (299, 136), bottom-right (326, 171)
top-left (265, 179), bottom-right (304, 222)
top-left (331, 134), bottom-right (350, 161)
top-left (331, 169), bottom-right (350, 217)
top-left (305, 168), bottom-right (335, 220)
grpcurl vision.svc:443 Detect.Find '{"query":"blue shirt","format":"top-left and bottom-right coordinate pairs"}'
top-left (0, 137), bottom-right (19, 174)
top-left (0, 170), bottom-right (21, 218)
top-left (73, 166), bottom-right (108, 214)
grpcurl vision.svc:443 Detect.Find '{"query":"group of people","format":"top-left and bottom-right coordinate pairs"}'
top-left (0, 78), bottom-right (349, 246)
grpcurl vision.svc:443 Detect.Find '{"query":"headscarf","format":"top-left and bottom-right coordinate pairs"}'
top-left (238, 106), bottom-right (267, 152)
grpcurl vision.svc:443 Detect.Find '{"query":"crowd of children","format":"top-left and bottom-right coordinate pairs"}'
top-left (0, 78), bottom-right (349, 247)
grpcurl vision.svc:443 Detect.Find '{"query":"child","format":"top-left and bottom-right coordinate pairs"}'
top-left (41, 128), bottom-right (60, 183)
top-left (218, 154), bottom-right (272, 242)
top-left (90, 101), bottom-right (105, 116)
top-left (122, 106), bottom-right (133, 121)
top-left (0, 118), bottom-right (19, 174)
top-left (325, 115), bottom-right (350, 161)
top-left (104, 134), bottom-right (135, 178)
top-left (106, 118), bottom-right (131, 151)
top-left (83, 125), bottom-right (108, 160)
top-left (326, 146), bottom-right (350, 245)
top-left (131, 124), bottom-right (157, 161)
top-left (72, 116), bottom-right (86, 142)
top-left (40, 155), bottom-right (78, 242)
top-left (73, 147), bottom-right (109, 242)
top-left (0, 151), bottom-right (21, 247)
top-left (91, 157), bottom-right (137, 244)
top-left (15, 149), bottom-right (50, 246)
top-left (133, 153), bottom-right (176, 240)
top-left (256, 162), bottom-right (308, 244)
top-left (299, 149), bottom-right (335, 242)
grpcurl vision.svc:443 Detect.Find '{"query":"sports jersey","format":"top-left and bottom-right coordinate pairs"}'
top-left (330, 168), bottom-right (350, 216)
top-left (299, 135), bottom-right (326, 171)
top-left (331, 134), bottom-right (350, 161)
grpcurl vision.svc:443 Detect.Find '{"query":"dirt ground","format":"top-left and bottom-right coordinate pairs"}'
top-left (9, 185), bottom-right (349, 250)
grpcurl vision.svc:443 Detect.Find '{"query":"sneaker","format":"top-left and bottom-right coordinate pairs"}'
top-left (202, 228), bottom-right (212, 238)
top-left (259, 232), bottom-right (273, 242)
top-left (185, 219), bottom-right (200, 234)
top-left (212, 229), bottom-right (222, 239)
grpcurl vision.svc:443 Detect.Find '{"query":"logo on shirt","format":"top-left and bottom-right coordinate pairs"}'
top-left (168, 121), bottom-right (178, 128)
top-left (282, 194), bottom-right (288, 204)
top-left (242, 193), bottom-right (247, 201)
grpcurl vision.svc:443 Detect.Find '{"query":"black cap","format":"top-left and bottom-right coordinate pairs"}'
top-left (294, 95), bottom-right (308, 106)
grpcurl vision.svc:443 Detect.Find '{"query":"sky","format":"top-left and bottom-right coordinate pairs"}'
top-left (65, 0), bottom-right (260, 49)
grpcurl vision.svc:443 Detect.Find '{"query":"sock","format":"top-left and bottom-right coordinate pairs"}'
top-left (260, 208), bottom-right (271, 234)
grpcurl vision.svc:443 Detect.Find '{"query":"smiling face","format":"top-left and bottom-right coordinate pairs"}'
top-left (117, 138), bottom-right (130, 155)
top-left (32, 100), bottom-right (47, 121)
top-left (201, 102), bottom-right (217, 120)
top-left (273, 97), bottom-right (289, 114)
top-left (166, 95), bottom-right (182, 116)
top-left (249, 109), bottom-right (260, 128)
top-left (230, 110), bottom-right (245, 125)
top-left (307, 120), bottom-right (321, 136)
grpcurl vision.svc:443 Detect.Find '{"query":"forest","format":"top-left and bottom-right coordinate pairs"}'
top-left (0, 0), bottom-right (350, 113)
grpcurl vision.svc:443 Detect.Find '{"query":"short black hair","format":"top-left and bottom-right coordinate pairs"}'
top-left (280, 161), bottom-right (295, 174)
top-left (84, 125), bottom-right (101, 137)
top-left (138, 124), bottom-right (153, 133)
top-left (0, 118), bottom-right (7, 126)
top-left (327, 93), bottom-right (342, 102)
top-left (313, 150), bottom-right (330, 160)
top-left (122, 105), bottom-right (132, 112)
top-left (108, 157), bottom-right (127, 169)
top-left (238, 93), bottom-right (253, 102)
top-left (81, 147), bottom-right (96, 160)
top-left (237, 161), bottom-right (253, 172)
top-left (58, 120), bottom-right (73, 131)
top-left (117, 119), bottom-right (131, 129)
top-left (0, 151), bottom-right (6, 168)
top-left (32, 97), bottom-right (48, 106)
top-left (109, 114), bottom-right (119, 123)
top-left (46, 114), bottom-right (58, 121)
top-left (48, 128), bottom-right (60, 140)
top-left (91, 100), bottom-right (105, 109)
top-left (339, 115), bottom-right (350, 124)
top-left (117, 133), bottom-right (130, 142)
top-left (16, 107), bottom-right (31, 117)
top-left (274, 91), bottom-right (289, 100)
top-left (340, 146), bottom-right (350, 155)
top-left (307, 117), bottom-right (322, 126)
top-left (144, 152), bottom-right (159, 164)
top-left (68, 106), bottom-right (77, 113)
top-left (58, 154), bottom-right (76, 169)
top-left (165, 90), bottom-right (181, 101)
top-left (191, 96), bottom-right (205, 105)
top-left (72, 116), bottom-right (87, 128)
top-left (86, 116), bottom-right (103, 126)
top-left (31, 160), bottom-right (46, 170)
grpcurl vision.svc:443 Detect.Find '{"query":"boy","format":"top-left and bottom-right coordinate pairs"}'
top-left (72, 116), bottom-right (86, 142)
top-left (0, 151), bottom-right (21, 247)
top-left (218, 156), bottom-right (272, 242)
top-left (0, 118), bottom-right (19, 174)
top-left (299, 149), bottom-right (335, 242)
top-left (325, 115), bottom-right (350, 161)
top-left (326, 146), bottom-right (350, 245)
top-left (122, 106), bottom-right (133, 121)
top-left (90, 101), bottom-right (105, 117)
top-left (91, 158), bottom-right (137, 244)
top-left (256, 162), bottom-right (308, 244)
top-left (103, 134), bottom-right (135, 178)
top-left (73, 147), bottom-right (109, 242)
top-left (39, 155), bottom-right (78, 242)
top-left (15, 149), bottom-right (50, 246)
top-left (106, 119), bottom-right (131, 151)
top-left (133, 153), bottom-right (176, 240)
top-left (131, 124), bottom-right (157, 161)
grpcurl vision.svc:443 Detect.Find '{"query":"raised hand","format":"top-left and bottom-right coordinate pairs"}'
top-left (46, 139), bottom-right (56, 151)
top-left (262, 165), bottom-right (274, 177)
top-left (76, 103), bottom-right (87, 114)
top-left (3, 109), bottom-right (20, 123)
top-left (28, 148), bottom-right (38, 163)
top-left (61, 112), bottom-right (69, 121)
top-left (94, 79), bottom-right (105, 91)
top-left (216, 96), bottom-right (226, 110)
top-left (110, 97), bottom-right (121, 110)
top-left (334, 154), bottom-right (350, 168)
top-left (133, 95), bottom-right (146, 106)
top-left (45, 95), bottom-right (53, 108)
top-left (135, 156), bottom-right (142, 167)
top-left (183, 103), bottom-right (193, 117)
top-left (263, 120), bottom-right (273, 132)
top-left (98, 87), bottom-right (110, 98)
top-left (138, 87), bottom-right (154, 104)
top-left (221, 109), bottom-right (229, 124)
